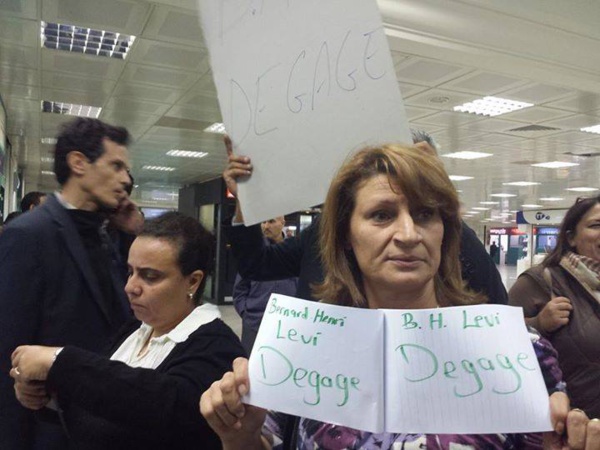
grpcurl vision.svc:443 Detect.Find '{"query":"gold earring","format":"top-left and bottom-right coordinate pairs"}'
top-left (188, 292), bottom-right (194, 300)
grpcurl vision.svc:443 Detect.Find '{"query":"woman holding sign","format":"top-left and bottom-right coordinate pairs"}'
top-left (509, 196), bottom-right (600, 419)
top-left (202, 145), bottom-right (599, 449)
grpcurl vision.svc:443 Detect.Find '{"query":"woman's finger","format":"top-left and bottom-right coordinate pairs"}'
top-left (585, 419), bottom-right (600, 450)
top-left (567, 409), bottom-right (589, 450)
top-left (232, 357), bottom-right (250, 396)
top-left (203, 380), bottom-right (242, 430)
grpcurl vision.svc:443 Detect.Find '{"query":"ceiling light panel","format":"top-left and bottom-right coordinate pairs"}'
top-left (490, 193), bottom-right (517, 198)
top-left (204, 122), bottom-right (226, 134)
top-left (166, 150), bottom-right (208, 158)
top-left (41, 21), bottom-right (136, 60)
top-left (522, 204), bottom-right (543, 208)
top-left (41, 100), bottom-right (102, 118)
top-left (565, 187), bottom-right (599, 192)
top-left (453, 96), bottom-right (533, 117)
top-left (581, 124), bottom-right (600, 134)
top-left (142, 165), bottom-right (176, 172)
top-left (502, 181), bottom-right (541, 186)
top-left (480, 201), bottom-right (499, 205)
top-left (442, 151), bottom-right (493, 160)
top-left (449, 175), bottom-right (474, 181)
top-left (531, 161), bottom-right (579, 169)
top-left (539, 197), bottom-right (564, 201)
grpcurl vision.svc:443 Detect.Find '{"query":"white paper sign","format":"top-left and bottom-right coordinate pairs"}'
top-left (246, 294), bottom-right (384, 432)
top-left (199, 0), bottom-right (411, 225)
top-left (246, 296), bottom-right (553, 434)
top-left (384, 306), bottom-right (552, 433)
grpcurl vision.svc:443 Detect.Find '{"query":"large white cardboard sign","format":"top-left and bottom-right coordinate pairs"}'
top-left (246, 295), bottom-right (553, 434)
top-left (199, 0), bottom-right (411, 225)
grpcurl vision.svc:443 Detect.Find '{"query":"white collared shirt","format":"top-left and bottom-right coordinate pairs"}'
top-left (110, 303), bottom-right (221, 369)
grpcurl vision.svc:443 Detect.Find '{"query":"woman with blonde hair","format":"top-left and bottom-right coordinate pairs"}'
top-left (202, 144), bottom-right (598, 449)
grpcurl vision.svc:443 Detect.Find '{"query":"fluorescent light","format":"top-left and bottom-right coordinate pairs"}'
top-left (566, 187), bottom-right (599, 192)
top-left (204, 122), bottom-right (227, 134)
top-left (41, 157), bottom-right (54, 163)
top-left (442, 151), bottom-right (493, 160)
top-left (472, 207), bottom-right (490, 211)
top-left (42, 100), bottom-right (101, 118)
top-left (539, 197), bottom-right (563, 201)
top-left (449, 175), bottom-right (474, 181)
top-left (522, 204), bottom-right (543, 208)
top-left (41, 170), bottom-right (55, 176)
top-left (40, 137), bottom-right (57, 145)
top-left (490, 193), bottom-right (517, 198)
top-left (581, 124), bottom-right (600, 134)
top-left (479, 201), bottom-right (499, 205)
top-left (142, 165), bottom-right (176, 172)
top-left (532, 161), bottom-right (579, 169)
top-left (462, 215), bottom-right (474, 218)
top-left (467, 210), bottom-right (482, 214)
top-left (502, 181), bottom-right (541, 186)
top-left (41, 21), bottom-right (136, 60)
top-left (166, 150), bottom-right (208, 158)
top-left (453, 96), bottom-right (533, 117)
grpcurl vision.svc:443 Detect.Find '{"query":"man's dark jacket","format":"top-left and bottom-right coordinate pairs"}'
top-left (226, 218), bottom-right (508, 304)
top-left (0, 194), bottom-right (130, 449)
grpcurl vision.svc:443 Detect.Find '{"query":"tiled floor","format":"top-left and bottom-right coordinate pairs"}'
top-left (218, 304), bottom-right (242, 338)
top-left (217, 264), bottom-right (520, 336)
top-left (497, 263), bottom-right (519, 292)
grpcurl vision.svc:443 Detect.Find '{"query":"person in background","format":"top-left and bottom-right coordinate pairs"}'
top-left (490, 241), bottom-right (499, 260)
top-left (509, 196), bottom-right (600, 419)
top-left (10, 212), bottom-right (245, 450)
top-left (233, 216), bottom-right (297, 353)
top-left (20, 192), bottom-right (47, 213)
top-left (202, 144), bottom-right (596, 449)
top-left (0, 117), bottom-right (134, 449)
top-left (223, 130), bottom-right (508, 304)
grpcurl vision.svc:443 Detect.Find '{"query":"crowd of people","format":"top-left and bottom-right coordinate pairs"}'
top-left (0, 116), bottom-right (598, 449)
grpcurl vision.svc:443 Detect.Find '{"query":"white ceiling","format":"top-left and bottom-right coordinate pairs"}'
top-left (1, 0), bottom-right (600, 225)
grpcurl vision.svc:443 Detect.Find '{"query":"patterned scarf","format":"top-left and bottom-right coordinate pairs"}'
top-left (560, 251), bottom-right (600, 300)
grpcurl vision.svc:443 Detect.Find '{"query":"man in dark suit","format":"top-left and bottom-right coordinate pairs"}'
top-left (0, 118), bottom-right (135, 449)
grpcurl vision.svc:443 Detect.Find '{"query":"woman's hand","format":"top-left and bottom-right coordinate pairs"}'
top-left (9, 374), bottom-right (50, 410)
top-left (200, 357), bottom-right (268, 450)
top-left (11, 345), bottom-right (59, 381)
top-left (546, 391), bottom-right (600, 449)
top-left (537, 297), bottom-right (572, 333)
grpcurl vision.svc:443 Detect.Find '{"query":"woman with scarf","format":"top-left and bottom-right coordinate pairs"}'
top-left (509, 196), bottom-right (600, 419)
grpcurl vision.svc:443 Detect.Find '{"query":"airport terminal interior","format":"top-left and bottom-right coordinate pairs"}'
top-left (1, 0), bottom-right (599, 307)
top-left (2, 2), bottom-right (600, 448)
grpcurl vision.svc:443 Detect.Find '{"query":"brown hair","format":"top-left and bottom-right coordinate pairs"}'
top-left (314, 144), bottom-right (480, 308)
top-left (543, 195), bottom-right (600, 267)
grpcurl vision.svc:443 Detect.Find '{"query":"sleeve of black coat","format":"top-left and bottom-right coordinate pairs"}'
top-left (225, 222), bottom-right (304, 281)
top-left (0, 225), bottom-right (44, 450)
top-left (46, 320), bottom-right (244, 445)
